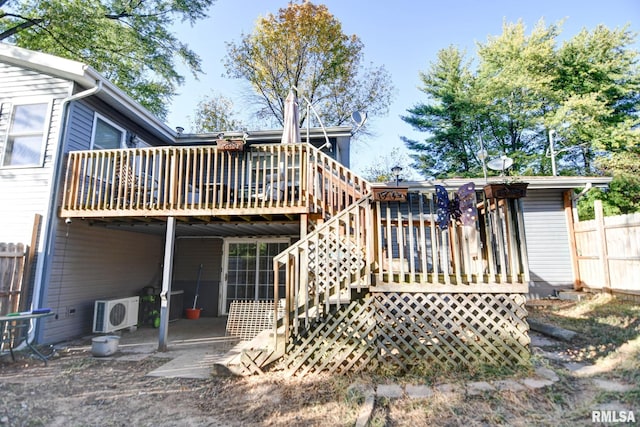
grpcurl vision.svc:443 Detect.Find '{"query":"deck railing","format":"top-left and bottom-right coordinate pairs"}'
top-left (60, 143), bottom-right (370, 218)
top-left (274, 188), bottom-right (531, 347)
top-left (373, 192), bottom-right (531, 290)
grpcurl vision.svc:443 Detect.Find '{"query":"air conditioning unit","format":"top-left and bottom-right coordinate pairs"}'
top-left (93, 296), bottom-right (140, 333)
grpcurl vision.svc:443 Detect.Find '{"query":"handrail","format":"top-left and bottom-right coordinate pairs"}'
top-left (61, 144), bottom-right (295, 216)
top-left (304, 143), bottom-right (372, 219)
top-left (273, 196), bottom-right (374, 342)
top-left (273, 188), bottom-right (531, 348)
top-left (60, 143), bottom-right (372, 219)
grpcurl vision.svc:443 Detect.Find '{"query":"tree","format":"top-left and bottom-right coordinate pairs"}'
top-left (401, 46), bottom-right (481, 178)
top-left (0, 0), bottom-right (216, 118)
top-left (223, 1), bottom-right (393, 130)
top-left (547, 25), bottom-right (640, 174)
top-left (402, 19), bottom-right (640, 182)
top-left (361, 147), bottom-right (416, 183)
top-left (190, 92), bottom-right (245, 133)
top-left (474, 19), bottom-right (559, 175)
top-left (578, 149), bottom-right (640, 219)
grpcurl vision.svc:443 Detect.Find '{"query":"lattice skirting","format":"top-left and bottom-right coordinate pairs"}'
top-left (283, 292), bottom-right (530, 376)
top-left (226, 300), bottom-right (278, 341)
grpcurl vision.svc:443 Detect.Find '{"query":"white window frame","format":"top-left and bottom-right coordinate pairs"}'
top-left (90, 113), bottom-right (126, 150)
top-left (220, 237), bottom-right (290, 315)
top-left (1, 98), bottom-right (52, 168)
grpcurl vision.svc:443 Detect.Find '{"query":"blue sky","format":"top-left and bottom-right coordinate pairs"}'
top-left (167, 0), bottom-right (639, 175)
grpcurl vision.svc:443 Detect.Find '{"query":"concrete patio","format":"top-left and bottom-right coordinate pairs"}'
top-left (58, 316), bottom-right (242, 379)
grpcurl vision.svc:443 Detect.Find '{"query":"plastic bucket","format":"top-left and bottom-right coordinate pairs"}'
top-left (91, 335), bottom-right (120, 357)
top-left (185, 308), bottom-right (201, 320)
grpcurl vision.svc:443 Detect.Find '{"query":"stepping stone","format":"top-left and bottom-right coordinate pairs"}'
top-left (568, 363), bottom-right (600, 377)
top-left (535, 366), bottom-right (559, 382)
top-left (592, 379), bottom-right (634, 392)
top-left (405, 384), bottom-right (433, 399)
top-left (436, 383), bottom-right (462, 396)
top-left (493, 379), bottom-right (527, 392)
top-left (354, 391), bottom-right (375, 427)
top-left (376, 384), bottom-right (403, 398)
top-left (530, 334), bottom-right (559, 347)
top-left (466, 381), bottom-right (495, 395)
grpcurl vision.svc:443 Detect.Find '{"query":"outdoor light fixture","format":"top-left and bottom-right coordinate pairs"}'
top-left (391, 165), bottom-right (403, 186)
top-left (175, 126), bottom-right (184, 136)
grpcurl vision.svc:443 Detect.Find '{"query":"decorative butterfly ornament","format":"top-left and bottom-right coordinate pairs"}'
top-left (435, 183), bottom-right (477, 229)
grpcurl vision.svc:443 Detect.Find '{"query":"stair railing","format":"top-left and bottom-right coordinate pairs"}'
top-left (274, 195), bottom-right (375, 343)
top-left (304, 145), bottom-right (372, 219)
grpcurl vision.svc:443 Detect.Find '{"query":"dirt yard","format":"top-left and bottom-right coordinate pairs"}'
top-left (0, 352), bottom-right (360, 427)
top-left (1, 294), bottom-right (638, 426)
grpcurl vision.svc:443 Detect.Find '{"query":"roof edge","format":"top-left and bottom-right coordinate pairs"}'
top-left (0, 43), bottom-right (176, 143)
top-left (373, 176), bottom-right (613, 191)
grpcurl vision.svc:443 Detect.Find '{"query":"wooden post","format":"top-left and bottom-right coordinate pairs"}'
top-left (158, 216), bottom-right (176, 352)
top-left (564, 191), bottom-right (581, 290)
top-left (594, 200), bottom-right (611, 291)
top-left (515, 198), bottom-right (531, 284)
top-left (18, 214), bottom-right (42, 312)
top-left (300, 213), bottom-right (308, 239)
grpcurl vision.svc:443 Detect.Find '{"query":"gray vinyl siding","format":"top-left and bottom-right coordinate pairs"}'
top-left (522, 189), bottom-right (574, 297)
top-left (42, 219), bottom-right (163, 343)
top-left (173, 238), bottom-right (224, 317)
top-left (0, 63), bottom-right (72, 98)
top-left (65, 101), bottom-right (95, 151)
top-left (0, 63), bottom-right (72, 244)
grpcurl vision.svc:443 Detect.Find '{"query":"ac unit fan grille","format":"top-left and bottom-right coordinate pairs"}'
top-left (110, 302), bottom-right (126, 327)
top-left (93, 297), bottom-right (139, 333)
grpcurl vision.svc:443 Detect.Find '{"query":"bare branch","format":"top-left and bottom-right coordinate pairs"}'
top-left (0, 13), bottom-right (43, 41)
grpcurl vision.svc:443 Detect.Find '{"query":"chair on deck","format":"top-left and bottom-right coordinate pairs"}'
top-left (112, 157), bottom-right (158, 207)
top-left (252, 160), bottom-right (300, 203)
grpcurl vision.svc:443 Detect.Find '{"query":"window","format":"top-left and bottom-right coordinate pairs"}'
top-left (91, 114), bottom-right (125, 150)
top-left (2, 102), bottom-right (49, 167)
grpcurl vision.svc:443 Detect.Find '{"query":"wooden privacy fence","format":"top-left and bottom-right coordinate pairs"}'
top-left (0, 242), bottom-right (28, 315)
top-left (573, 200), bottom-right (640, 294)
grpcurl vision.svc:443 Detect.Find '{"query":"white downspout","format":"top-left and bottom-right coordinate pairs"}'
top-left (27, 80), bottom-right (104, 345)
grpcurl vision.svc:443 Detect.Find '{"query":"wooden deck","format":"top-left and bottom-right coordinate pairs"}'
top-left (60, 143), bottom-right (369, 220)
top-left (269, 189), bottom-right (532, 375)
top-left (61, 142), bottom-right (531, 375)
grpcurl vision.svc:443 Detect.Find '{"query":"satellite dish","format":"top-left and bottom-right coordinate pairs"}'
top-left (486, 155), bottom-right (514, 172)
top-left (351, 111), bottom-right (368, 134)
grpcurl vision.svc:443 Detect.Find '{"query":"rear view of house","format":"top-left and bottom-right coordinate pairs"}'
top-left (1, 43), bottom-right (544, 374)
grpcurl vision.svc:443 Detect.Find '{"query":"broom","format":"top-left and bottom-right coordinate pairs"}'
top-left (192, 264), bottom-right (203, 310)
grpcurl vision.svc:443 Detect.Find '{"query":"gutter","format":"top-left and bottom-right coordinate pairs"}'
top-left (0, 44), bottom-right (176, 143)
top-left (27, 81), bottom-right (104, 345)
top-left (80, 66), bottom-right (176, 143)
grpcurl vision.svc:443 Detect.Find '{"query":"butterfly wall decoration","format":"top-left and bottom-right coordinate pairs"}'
top-left (434, 183), bottom-right (478, 229)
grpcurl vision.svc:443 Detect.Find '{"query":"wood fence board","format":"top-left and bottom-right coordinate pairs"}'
top-left (574, 202), bottom-right (640, 293)
top-left (0, 243), bottom-right (27, 315)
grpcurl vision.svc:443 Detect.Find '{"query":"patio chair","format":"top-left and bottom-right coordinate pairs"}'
top-left (112, 157), bottom-right (158, 207)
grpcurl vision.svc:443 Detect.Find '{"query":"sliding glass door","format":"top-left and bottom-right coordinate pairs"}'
top-left (222, 239), bottom-right (288, 314)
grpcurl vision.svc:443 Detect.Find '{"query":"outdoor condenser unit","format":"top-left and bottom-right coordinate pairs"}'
top-left (93, 296), bottom-right (140, 333)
